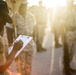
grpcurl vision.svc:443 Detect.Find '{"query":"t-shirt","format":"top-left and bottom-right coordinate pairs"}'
top-left (0, 36), bottom-right (6, 66)
top-left (0, 36), bottom-right (10, 75)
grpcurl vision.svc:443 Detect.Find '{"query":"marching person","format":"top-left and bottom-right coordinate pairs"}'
top-left (60, 0), bottom-right (76, 75)
top-left (34, 0), bottom-right (48, 52)
top-left (50, 7), bottom-right (62, 48)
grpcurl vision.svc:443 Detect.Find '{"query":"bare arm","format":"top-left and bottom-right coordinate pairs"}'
top-left (0, 40), bottom-right (23, 72)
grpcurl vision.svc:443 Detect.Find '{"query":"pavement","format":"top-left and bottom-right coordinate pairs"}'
top-left (31, 29), bottom-right (64, 75)
top-left (31, 29), bottom-right (76, 75)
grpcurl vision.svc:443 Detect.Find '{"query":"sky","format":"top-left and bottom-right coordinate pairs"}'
top-left (28, 0), bottom-right (67, 7)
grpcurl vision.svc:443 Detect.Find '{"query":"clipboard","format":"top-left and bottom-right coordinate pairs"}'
top-left (8, 35), bottom-right (33, 58)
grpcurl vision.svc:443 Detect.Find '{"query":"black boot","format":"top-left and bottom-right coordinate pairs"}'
top-left (55, 43), bottom-right (62, 48)
top-left (37, 44), bottom-right (46, 52)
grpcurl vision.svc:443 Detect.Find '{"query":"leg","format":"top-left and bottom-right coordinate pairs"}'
top-left (63, 31), bottom-right (76, 75)
top-left (63, 35), bottom-right (71, 75)
top-left (38, 24), bottom-right (46, 51)
top-left (54, 26), bottom-right (61, 48)
top-left (36, 24), bottom-right (46, 52)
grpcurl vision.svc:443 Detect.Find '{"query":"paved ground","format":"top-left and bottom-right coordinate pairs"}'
top-left (31, 29), bottom-right (76, 75)
top-left (31, 30), bottom-right (64, 75)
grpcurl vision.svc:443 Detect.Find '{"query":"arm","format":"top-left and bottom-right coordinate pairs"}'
top-left (0, 40), bottom-right (23, 72)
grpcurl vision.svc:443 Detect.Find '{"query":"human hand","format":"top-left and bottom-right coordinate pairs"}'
top-left (13, 40), bottom-right (23, 52)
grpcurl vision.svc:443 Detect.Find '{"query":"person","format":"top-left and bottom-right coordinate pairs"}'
top-left (60, 0), bottom-right (76, 75)
top-left (0, 0), bottom-right (23, 75)
top-left (6, 0), bottom-right (36, 75)
top-left (34, 0), bottom-right (47, 52)
top-left (50, 7), bottom-right (62, 48)
top-left (15, 1), bottom-right (36, 75)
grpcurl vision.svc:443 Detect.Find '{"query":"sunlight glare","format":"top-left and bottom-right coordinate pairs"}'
top-left (28, 0), bottom-right (39, 6)
top-left (42, 0), bottom-right (67, 7)
top-left (28, 0), bottom-right (67, 7)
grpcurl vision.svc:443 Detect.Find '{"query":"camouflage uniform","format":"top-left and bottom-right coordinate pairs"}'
top-left (51, 7), bottom-right (63, 47)
top-left (60, 9), bottom-right (76, 75)
top-left (61, 7), bottom-right (76, 69)
top-left (14, 12), bottom-right (36, 75)
top-left (34, 6), bottom-right (47, 51)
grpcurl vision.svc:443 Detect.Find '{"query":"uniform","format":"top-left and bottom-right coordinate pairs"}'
top-left (60, 7), bottom-right (76, 74)
top-left (51, 7), bottom-right (62, 47)
top-left (34, 6), bottom-right (47, 51)
top-left (14, 12), bottom-right (36, 75)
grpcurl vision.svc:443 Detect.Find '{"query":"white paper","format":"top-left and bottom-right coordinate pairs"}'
top-left (8, 35), bottom-right (33, 58)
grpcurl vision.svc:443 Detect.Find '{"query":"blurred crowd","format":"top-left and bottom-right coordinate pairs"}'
top-left (0, 0), bottom-right (76, 75)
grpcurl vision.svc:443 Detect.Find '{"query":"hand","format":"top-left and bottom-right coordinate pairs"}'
top-left (13, 40), bottom-right (23, 52)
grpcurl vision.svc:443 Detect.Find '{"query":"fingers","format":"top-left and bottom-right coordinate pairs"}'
top-left (14, 40), bottom-right (23, 47)
top-left (19, 40), bottom-right (23, 45)
top-left (13, 40), bottom-right (23, 51)
top-left (17, 40), bottom-right (23, 46)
